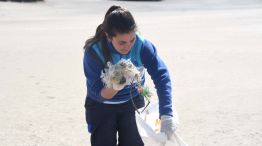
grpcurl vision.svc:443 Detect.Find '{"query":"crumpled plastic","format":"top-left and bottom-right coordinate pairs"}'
top-left (135, 102), bottom-right (188, 146)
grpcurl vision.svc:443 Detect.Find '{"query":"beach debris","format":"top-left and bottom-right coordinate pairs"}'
top-left (101, 59), bottom-right (141, 89)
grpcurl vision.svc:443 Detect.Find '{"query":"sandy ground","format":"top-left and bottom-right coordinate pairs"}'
top-left (0, 0), bottom-right (262, 146)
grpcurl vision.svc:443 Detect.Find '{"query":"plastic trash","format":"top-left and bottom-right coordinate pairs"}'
top-left (135, 102), bottom-right (188, 146)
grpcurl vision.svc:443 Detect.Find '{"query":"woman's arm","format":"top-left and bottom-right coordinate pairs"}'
top-left (141, 40), bottom-right (173, 117)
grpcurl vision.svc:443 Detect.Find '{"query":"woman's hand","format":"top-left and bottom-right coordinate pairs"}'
top-left (160, 115), bottom-right (179, 140)
top-left (100, 87), bottom-right (119, 99)
top-left (137, 86), bottom-right (143, 93)
top-left (101, 81), bottom-right (128, 99)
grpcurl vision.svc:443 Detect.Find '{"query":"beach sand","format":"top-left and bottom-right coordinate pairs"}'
top-left (0, 0), bottom-right (262, 145)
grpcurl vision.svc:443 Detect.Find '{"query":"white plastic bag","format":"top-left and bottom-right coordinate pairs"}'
top-left (135, 102), bottom-right (188, 146)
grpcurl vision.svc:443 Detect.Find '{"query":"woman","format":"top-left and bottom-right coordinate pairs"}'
top-left (83, 5), bottom-right (178, 146)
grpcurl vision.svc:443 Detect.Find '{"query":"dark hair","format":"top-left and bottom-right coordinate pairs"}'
top-left (84, 5), bottom-right (137, 64)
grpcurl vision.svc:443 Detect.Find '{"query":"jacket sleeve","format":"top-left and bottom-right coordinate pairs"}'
top-left (141, 40), bottom-right (173, 117)
top-left (83, 49), bottom-right (104, 99)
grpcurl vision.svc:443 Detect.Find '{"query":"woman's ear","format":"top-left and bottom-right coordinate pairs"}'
top-left (105, 32), bottom-right (112, 42)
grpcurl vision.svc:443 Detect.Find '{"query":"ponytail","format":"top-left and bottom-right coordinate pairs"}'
top-left (84, 24), bottom-right (104, 49)
top-left (83, 5), bottom-right (136, 65)
top-left (84, 5), bottom-right (121, 49)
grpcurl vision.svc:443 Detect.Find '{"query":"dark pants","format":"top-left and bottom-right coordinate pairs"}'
top-left (85, 96), bottom-right (145, 146)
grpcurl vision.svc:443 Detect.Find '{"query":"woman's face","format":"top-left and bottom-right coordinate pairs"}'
top-left (110, 31), bottom-right (136, 55)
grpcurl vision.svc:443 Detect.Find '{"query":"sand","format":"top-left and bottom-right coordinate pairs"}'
top-left (0, 0), bottom-right (262, 145)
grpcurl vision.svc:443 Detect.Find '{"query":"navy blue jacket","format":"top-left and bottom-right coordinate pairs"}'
top-left (83, 34), bottom-right (173, 116)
